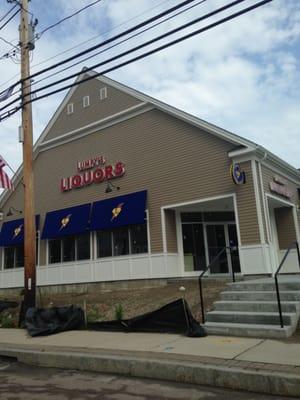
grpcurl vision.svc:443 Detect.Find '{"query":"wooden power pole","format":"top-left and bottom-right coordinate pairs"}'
top-left (20, 0), bottom-right (36, 310)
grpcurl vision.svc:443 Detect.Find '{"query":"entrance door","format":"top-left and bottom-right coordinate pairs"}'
top-left (228, 224), bottom-right (241, 273)
top-left (206, 224), bottom-right (241, 274)
top-left (182, 224), bottom-right (206, 272)
top-left (206, 224), bottom-right (229, 273)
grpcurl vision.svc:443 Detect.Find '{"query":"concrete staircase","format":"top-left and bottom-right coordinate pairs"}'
top-left (204, 277), bottom-right (300, 339)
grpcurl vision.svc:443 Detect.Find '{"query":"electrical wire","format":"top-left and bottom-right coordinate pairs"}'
top-left (0, 0), bottom-right (201, 108)
top-left (0, 3), bottom-right (18, 24)
top-left (0, 8), bottom-right (20, 31)
top-left (29, 0), bottom-right (248, 97)
top-left (0, 0), bottom-right (172, 90)
top-left (36, 0), bottom-right (103, 38)
top-left (0, 35), bottom-right (19, 50)
top-left (0, 0), bottom-right (273, 123)
top-left (29, 0), bottom-right (207, 91)
top-left (28, 0), bottom-right (202, 82)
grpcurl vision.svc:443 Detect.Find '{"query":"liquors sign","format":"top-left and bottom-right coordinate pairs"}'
top-left (60, 155), bottom-right (125, 192)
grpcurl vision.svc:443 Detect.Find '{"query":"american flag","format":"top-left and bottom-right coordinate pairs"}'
top-left (0, 156), bottom-right (13, 190)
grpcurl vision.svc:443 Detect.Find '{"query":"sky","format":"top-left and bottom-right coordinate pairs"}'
top-left (0, 0), bottom-right (299, 182)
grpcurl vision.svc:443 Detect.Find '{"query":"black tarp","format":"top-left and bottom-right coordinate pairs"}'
top-left (25, 305), bottom-right (85, 337)
top-left (88, 299), bottom-right (206, 337)
top-left (0, 301), bottom-right (18, 313)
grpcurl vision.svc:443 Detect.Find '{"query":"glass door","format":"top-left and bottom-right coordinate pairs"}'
top-left (206, 224), bottom-right (229, 273)
top-left (228, 224), bottom-right (241, 273)
top-left (182, 223), bottom-right (206, 272)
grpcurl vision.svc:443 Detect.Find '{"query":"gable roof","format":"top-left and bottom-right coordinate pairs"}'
top-left (1, 70), bottom-right (299, 206)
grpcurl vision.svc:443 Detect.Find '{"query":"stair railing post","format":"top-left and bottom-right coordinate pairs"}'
top-left (295, 241), bottom-right (300, 270)
top-left (275, 274), bottom-right (284, 328)
top-left (198, 274), bottom-right (205, 324)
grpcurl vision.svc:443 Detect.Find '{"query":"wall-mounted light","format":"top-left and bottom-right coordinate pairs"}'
top-left (7, 207), bottom-right (22, 217)
top-left (0, 211), bottom-right (3, 221)
top-left (105, 180), bottom-right (120, 194)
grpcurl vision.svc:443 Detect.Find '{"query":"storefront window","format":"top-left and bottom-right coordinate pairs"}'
top-left (77, 233), bottom-right (90, 260)
top-left (113, 227), bottom-right (129, 256)
top-left (49, 239), bottom-right (61, 264)
top-left (97, 230), bottom-right (112, 258)
top-left (4, 247), bottom-right (15, 269)
top-left (4, 246), bottom-right (24, 269)
top-left (130, 224), bottom-right (148, 254)
top-left (15, 246), bottom-right (24, 268)
top-left (96, 224), bottom-right (148, 258)
top-left (48, 234), bottom-right (90, 264)
top-left (62, 236), bottom-right (75, 262)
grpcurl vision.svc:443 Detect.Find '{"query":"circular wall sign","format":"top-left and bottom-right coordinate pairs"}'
top-left (230, 163), bottom-right (246, 185)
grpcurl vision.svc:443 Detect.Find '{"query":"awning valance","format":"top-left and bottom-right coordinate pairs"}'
top-left (90, 190), bottom-right (147, 231)
top-left (41, 203), bottom-right (91, 240)
top-left (0, 216), bottom-right (40, 247)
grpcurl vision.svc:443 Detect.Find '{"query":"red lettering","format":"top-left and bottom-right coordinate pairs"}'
top-left (72, 175), bottom-right (83, 188)
top-left (61, 178), bottom-right (70, 192)
top-left (83, 171), bottom-right (93, 185)
top-left (114, 162), bottom-right (125, 177)
top-left (93, 168), bottom-right (105, 183)
top-left (105, 165), bottom-right (114, 179)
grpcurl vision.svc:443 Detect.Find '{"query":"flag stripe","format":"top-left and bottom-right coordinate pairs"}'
top-left (0, 169), bottom-right (13, 190)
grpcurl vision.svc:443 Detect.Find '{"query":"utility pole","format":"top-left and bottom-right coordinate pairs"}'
top-left (19, 0), bottom-right (36, 310)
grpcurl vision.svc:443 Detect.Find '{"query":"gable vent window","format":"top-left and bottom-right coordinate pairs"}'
top-left (100, 87), bottom-right (107, 101)
top-left (67, 103), bottom-right (74, 115)
top-left (83, 95), bottom-right (90, 108)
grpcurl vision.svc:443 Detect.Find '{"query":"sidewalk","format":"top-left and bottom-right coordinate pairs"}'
top-left (0, 329), bottom-right (299, 397)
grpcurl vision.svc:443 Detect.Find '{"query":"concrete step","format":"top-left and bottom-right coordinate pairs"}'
top-left (220, 290), bottom-right (300, 302)
top-left (226, 281), bottom-right (300, 292)
top-left (206, 311), bottom-right (295, 326)
top-left (213, 300), bottom-right (300, 313)
top-left (204, 321), bottom-right (293, 339)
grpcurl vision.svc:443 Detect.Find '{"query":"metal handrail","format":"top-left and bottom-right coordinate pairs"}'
top-left (275, 241), bottom-right (300, 328)
top-left (198, 245), bottom-right (237, 324)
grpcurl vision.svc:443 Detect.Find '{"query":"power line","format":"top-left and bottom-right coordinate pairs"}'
top-left (36, 0), bottom-right (103, 38)
top-left (28, 0), bottom-right (202, 82)
top-left (29, 0), bottom-right (248, 97)
top-left (29, 0), bottom-right (207, 91)
top-left (0, 0), bottom-right (172, 90)
top-left (0, 8), bottom-right (20, 31)
top-left (0, 3), bottom-right (18, 24)
top-left (0, 0), bottom-right (200, 108)
top-left (0, 0), bottom-right (273, 122)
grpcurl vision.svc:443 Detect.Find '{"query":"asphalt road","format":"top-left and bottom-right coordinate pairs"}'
top-left (0, 357), bottom-right (291, 400)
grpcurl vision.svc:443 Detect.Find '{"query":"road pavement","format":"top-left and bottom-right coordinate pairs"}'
top-left (0, 357), bottom-right (293, 400)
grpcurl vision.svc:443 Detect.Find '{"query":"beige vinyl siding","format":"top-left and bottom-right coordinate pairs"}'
top-left (235, 162), bottom-right (260, 245)
top-left (2, 109), bottom-right (261, 264)
top-left (44, 78), bottom-right (142, 142)
top-left (255, 161), bottom-right (268, 243)
top-left (274, 207), bottom-right (297, 249)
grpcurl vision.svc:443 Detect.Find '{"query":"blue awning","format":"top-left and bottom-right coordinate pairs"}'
top-left (0, 216), bottom-right (40, 247)
top-left (41, 203), bottom-right (91, 240)
top-left (90, 190), bottom-right (147, 231)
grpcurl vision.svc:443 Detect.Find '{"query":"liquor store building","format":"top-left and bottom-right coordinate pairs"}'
top-left (0, 72), bottom-right (299, 290)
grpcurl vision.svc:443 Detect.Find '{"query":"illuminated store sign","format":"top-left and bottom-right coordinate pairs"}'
top-left (269, 175), bottom-right (292, 199)
top-left (61, 155), bottom-right (125, 192)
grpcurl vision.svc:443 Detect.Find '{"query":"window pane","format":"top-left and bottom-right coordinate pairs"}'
top-left (15, 246), bottom-right (24, 268)
top-left (49, 239), bottom-right (61, 264)
top-left (77, 233), bottom-right (90, 260)
top-left (97, 231), bottom-right (112, 258)
top-left (62, 236), bottom-right (75, 262)
top-left (4, 247), bottom-right (14, 269)
top-left (113, 227), bottom-right (129, 256)
top-left (130, 224), bottom-right (148, 254)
